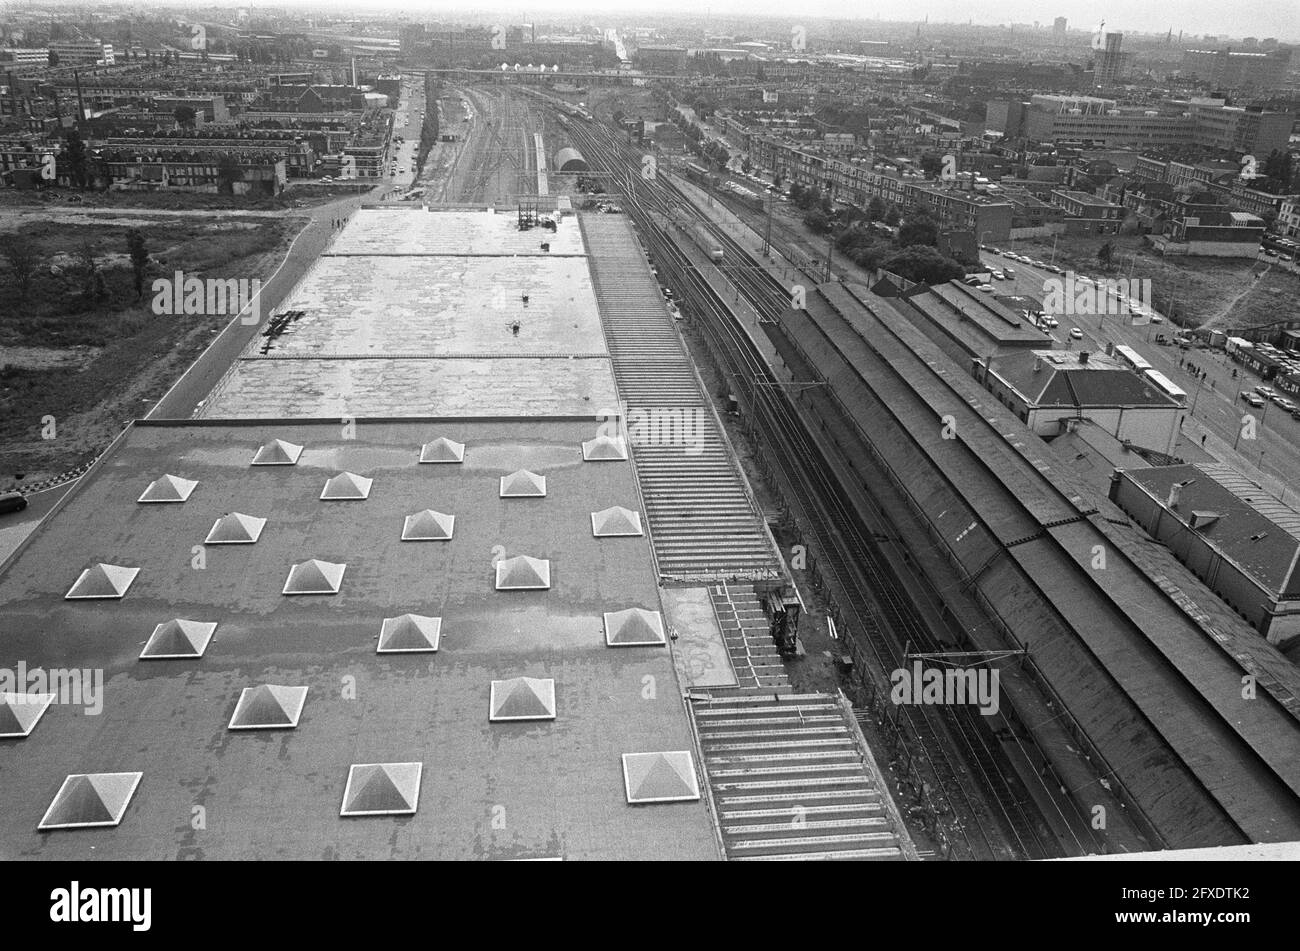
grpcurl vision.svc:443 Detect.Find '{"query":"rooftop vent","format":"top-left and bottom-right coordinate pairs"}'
top-left (495, 555), bottom-right (551, 590)
top-left (401, 509), bottom-right (455, 541)
top-left (1189, 510), bottom-right (1221, 530)
top-left (621, 751), bottom-right (701, 804)
top-left (603, 608), bottom-right (667, 647)
top-left (500, 469), bottom-right (546, 498)
top-left (340, 762), bottom-right (423, 817)
top-left (65, 563), bottom-right (139, 600)
top-left (205, 512), bottom-right (267, 545)
top-left (228, 684), bottom-right (308, 730)
top-left (38, 772), bottom-right (143, 830)
top-left (377, 614), bottom-right (441, 653)
top-left (321, 471), bottom-right (372, 501)
top-left (419, 437), bottom-right (466, 464)
top-left (489, 677), bottom-right (557, 721)
top-left (251, 439), bottom-right (303, 466)
top-left (591, 506), bottom-right (644, 537)
top-left (282, 559), bottom-right (345, 595)
top-left (0, 691), bottom-right (55, 739)
top-left (581, 435), bottom-right (628, 461)
top-left (137, 474), bottom-right (198, 504)
top-left (140, 619), bottom-right (217, 660)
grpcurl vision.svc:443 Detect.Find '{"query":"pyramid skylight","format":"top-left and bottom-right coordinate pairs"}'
top-left (137, 474), bottom-right (198, 503)
top-left (228, 684), bottom-right (308, 730)
top-left (65, 564), bottom-right (139, 600)
top-left (205, 512), bottom-right (267, 545)
top-left (582, 435), bottom-right (628, 461)
top-left (499, 469), bottom-right (546, 498)
top-left (282, 559), bottom-right (345, 595)
top-left (489, 677), bottom-right (556, 721)
top-left (140, 619), bottom-right (218, 660)
top-left (603, 608), bottom-right (667, 647)
top-left (401, 509), bottom-right (455, 541)
top-left (376, 614), bottom-right (441, 653)
top-left (621, 751), bottom-right (701, 804)
top-left (38, 772), bottom-right (143, 830)
top-left (494, 555), bottom-right (551, 590)
top-left (0, 692), bottom-right (55, 739)
top-left (321, 471), bottom-right (372, 500)
top-left (419, 437), bottom-right (465, 464)
top-left (340, 762), bottom-right (423, 816)
top-left (251, 439), bottom-right (303, 466)
top-left (591, 506), bottom-right (644, 537)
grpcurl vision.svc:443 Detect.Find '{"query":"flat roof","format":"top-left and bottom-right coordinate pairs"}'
top-left (251, 255), bottom-right (606, 357)
top-left (0, 419), bottom-right (717, 860)
top-left (902, 281), bottom-right (1049, 349)
top-left (200, 209), bottom-right (618, 419)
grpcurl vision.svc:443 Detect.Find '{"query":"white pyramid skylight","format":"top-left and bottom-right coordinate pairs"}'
top-left (0, 692), bottom-right (55, 739)
top-left (499, 469), bottom-right (546, 498)
top-left (321, 471), bottom-right (372, 500)
top-left (340, 762), bottom-right (423, 816)
top-left (603, 608), bottom-right (667, 647)
top-left (205, 512), bottom-right (267, 545)
top-left (228, 684), bottom-right (308, 730)
top-left (591, 506), bottom-right (644, 537)
top-left (376, 614), bottom-right (441, 653)
top-left (137, 474), bottom-right (198, 503)
top-left (419, 437), bottom-right (466, 464)
top-left (489, 677), bottom-right (556, 721)
top-left (621, 751), bottom-right (701, 804)
top-left (38, 772), bottom-right (144, 830)
top-left (65, 564), bottom-right (139, 600)
top-left (401, 509), bottom-right (455, 541)
top-left (139, 619), bottom-right (218, 660)
top-left (494, 555), bottom-right (551, 590)
top-left (282, 559), bottom-right (345, 595)
top-left (581, 434), bottom-right (628, 461)
top-left (251, 439), bottom-right (303, 466)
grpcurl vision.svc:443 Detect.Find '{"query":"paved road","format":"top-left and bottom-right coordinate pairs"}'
top-left (980, 250), bottom-right (1300, 494)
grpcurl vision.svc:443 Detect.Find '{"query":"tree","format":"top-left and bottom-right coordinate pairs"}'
top-left (879, 245), bottom-right (965, 285)
top-left (0, 235), bottom-right (39, 302)
top-left (1097, 241), bottom-right (1114, 267)
top-left (866, 196), bottom-right (885, 222)
top-left (741, 158), bottom-right (753, 175)
top-left (173, 105), bottom-right (197, 128)
top-left (803, 209), bottom-right (832, 234)
top-left (898, 216), bottom-right (938, 248)
top-left (919, 152), bottom-right (945, 179)
top-left (76, 241), bottom-right (103, 303)
top-left (883, 204), bottom-right (901, 226)
top-left (64, 129), bottom-right (87, 189)
top-left (217, 155), bottom-right (244, 195)
top-left (126, 230), bottom-right (149, 300)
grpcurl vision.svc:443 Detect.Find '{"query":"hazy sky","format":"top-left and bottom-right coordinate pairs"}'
top-left (341, 0), bottom-right (1297, 41)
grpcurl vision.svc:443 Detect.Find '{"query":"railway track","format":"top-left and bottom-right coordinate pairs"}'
top-left (563, 116), bottom-right (1068, 860)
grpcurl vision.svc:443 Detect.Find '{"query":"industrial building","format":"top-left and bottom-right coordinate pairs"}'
top-left (0, 207), bottom-right (913, 861)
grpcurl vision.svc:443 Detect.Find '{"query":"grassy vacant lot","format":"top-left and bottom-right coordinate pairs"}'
top-left (1011, 233), bottom-right (1298, 334)
top-left (0, 211), bottom-right (299, 486)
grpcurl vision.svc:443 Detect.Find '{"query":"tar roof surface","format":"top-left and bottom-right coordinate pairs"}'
top-left (251, 255), bottom-right (605, 358)
top-left (328, 208), bottom-right (586, 256)
top-left (0, 420), bottom-right (717, 860)
top-left (905, 282), bottom-right (1048, 345)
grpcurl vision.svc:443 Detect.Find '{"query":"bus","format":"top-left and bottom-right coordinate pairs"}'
top-left (1114, 344), bottom-right (1153, 374)
top-left (1143, 368), bottom-right (1188, 405)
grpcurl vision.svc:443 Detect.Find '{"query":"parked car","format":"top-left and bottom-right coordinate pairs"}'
top-left (1256, 385), bottom-right (1278, 399)
top-left (1069, 327), bottom-right (1084, 340)
top-left (0, 491), bottom-right (27, 515)
top-left (1242, 392), bottom-right (1266, 407)
top-left (1275, 398), bottom-right (1298, 412)
top-left (977, 284), bottom-right (995, 293)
